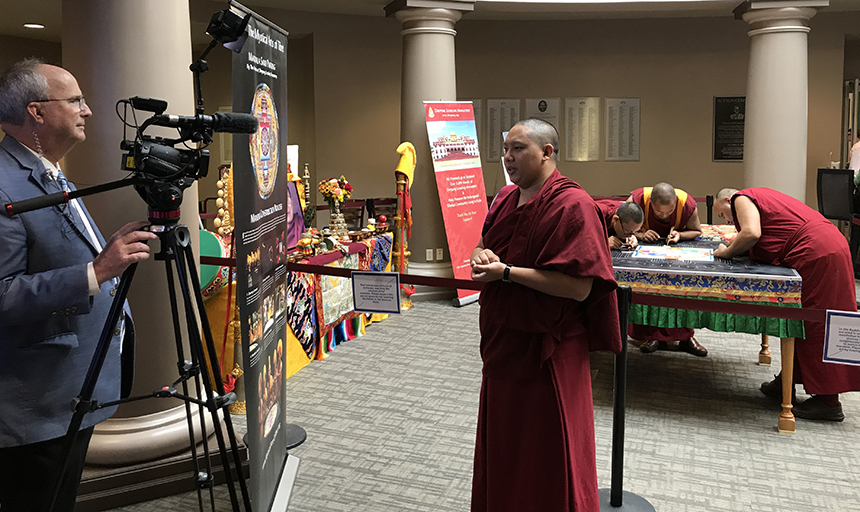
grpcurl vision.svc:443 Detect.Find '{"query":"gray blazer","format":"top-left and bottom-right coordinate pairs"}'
top-left (0, 135), bottom-right (134, 448)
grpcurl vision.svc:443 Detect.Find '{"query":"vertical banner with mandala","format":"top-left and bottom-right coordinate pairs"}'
top-left (231, 8), bottom-right (291, 510)
top-left (424, 101), bottom-right (488, 302)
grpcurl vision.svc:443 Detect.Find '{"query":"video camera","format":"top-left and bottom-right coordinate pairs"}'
top-left (118, 96), bottom-right (257, 214)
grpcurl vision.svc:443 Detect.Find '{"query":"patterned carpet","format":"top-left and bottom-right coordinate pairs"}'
top-left (106, 297), bottom-right (860, 512)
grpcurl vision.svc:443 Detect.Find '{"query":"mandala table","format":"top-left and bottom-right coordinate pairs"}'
top-left (613, 239), bottom-right (803, 433)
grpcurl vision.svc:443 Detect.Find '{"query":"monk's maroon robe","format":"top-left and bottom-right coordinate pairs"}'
top-left (628, 188), bottom-right (698, 342)
top-left (630, 187), bottom-right (697, 238)
top-left (595, 199), bottom-right (623, 238)
top-left (472, 169), bottom-right (621, 512)
top-left (732, 188), bottom-right (860, 394)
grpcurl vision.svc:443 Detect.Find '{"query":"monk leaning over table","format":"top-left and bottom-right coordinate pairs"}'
top-left (713, 187), bottom-right (860, 421)
top-left (626, 182), bottom-right (707, 356)
top-left (470, 118), bottom-right (621, 511)
top-left (595, 199), bottom-right (644, 250)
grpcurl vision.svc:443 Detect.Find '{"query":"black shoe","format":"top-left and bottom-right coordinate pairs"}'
top-left (760, 375), bottom-right (796, 404)
top-left (639, 340), bottom-right (663, 353)
top-left (679, 337), bottom-right (708, 357)
top-left (793, 396), bottom-right (845, 422)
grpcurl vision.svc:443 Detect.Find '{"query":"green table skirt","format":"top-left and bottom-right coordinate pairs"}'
top-left (629, 297), bottom-right (805, 338)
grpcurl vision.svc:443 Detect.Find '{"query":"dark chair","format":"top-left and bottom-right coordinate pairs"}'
top-left (817, 168), bottom-right (855, 221)
top-left (341, 201), bottom-right (366, 231)
top-left (816, 168), bottom-right (860, 272)
top-left (367, 197), bottom-right (397, 224)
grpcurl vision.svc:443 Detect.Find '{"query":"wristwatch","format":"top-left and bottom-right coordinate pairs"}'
top-left (502, 264), bottom-right (512, 283)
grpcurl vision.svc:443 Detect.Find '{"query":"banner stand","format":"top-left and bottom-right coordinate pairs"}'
top-left (452, 292), bottom-right (479, 308)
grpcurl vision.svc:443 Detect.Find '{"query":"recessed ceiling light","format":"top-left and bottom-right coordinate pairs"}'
top-left (24, 23), bottom-right (45, 29)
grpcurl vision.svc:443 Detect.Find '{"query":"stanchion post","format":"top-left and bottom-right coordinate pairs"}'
top-left (598, 285), bottom-right (655, 511)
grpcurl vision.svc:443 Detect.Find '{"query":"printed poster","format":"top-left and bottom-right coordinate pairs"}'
top-left (425, 102), bottom-right (489, 301)
top-left (231, 9), bottom-right (292, 511)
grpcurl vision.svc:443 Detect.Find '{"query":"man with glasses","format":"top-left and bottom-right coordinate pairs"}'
top-left (0, 58), bottom-right (157, 511)
top-left (596, 199), bottom-right (644, 249)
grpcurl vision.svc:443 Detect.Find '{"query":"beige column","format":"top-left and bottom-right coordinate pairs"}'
top-left (736, 1), bottom-right (826, 201)
top-left (63, 0), bottom-right (210, 464)
top-left (388, 1), bottom-right (473, 301)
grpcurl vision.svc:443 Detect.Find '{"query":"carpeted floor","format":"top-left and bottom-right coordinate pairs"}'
top-left (106, 297), bottom-right (860, 512)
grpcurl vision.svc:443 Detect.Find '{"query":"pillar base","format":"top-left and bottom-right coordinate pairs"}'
top-left (77, 432), bottom-right (248, 512)
top-left (87, 403), bottom-right (223, 465)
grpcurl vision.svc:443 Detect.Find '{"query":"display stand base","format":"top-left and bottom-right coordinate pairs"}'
top-left (452, 292), bottom-right (480, 308)
top-left (598, 488), bottom-right (656, 512)
top-left (284, 423), bottom-right (308, 450)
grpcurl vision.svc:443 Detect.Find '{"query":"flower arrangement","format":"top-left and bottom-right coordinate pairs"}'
top-left (318, 175), bottom-right (353, 209)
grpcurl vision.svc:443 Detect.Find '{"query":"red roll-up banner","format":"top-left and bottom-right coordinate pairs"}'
top-left (424, 102), bottom-right (488, 301)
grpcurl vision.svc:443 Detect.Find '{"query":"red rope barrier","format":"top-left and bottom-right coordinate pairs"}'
top-left (200, 256), bottom-right (833, 321)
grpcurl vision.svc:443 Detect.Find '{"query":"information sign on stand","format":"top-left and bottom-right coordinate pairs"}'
top-left (824, 310), bottom-right (860, 366)
top-left (352, 271), bottom-right (402, 315)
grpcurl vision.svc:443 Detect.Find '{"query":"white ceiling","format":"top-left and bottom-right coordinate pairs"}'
top-left (2, 0), bottom-right (859, 43)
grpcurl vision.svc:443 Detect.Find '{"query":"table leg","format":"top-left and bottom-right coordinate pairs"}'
top-left (778, 337), bottom-right (796, 434)
top-left (758, 334), bottom-right (771, 365)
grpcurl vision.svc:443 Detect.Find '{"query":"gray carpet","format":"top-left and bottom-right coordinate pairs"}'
top-left (106, 297), bottom-right (860, 512)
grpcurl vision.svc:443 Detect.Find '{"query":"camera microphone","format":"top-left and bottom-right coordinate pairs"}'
top-left (149, 112), bottom-right (259, 134)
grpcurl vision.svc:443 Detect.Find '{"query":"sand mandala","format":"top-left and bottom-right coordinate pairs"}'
top-left (631, 245), bottom-right (714, 262)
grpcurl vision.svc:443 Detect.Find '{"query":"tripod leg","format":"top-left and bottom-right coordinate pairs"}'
top-left (171, 227), bottom-right (252, 511)
top-left (46, 263), bottom-right (139, 512)
top-left (160, 244), bottom-right (219, 511)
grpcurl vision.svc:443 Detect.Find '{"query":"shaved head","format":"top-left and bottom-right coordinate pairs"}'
top-left (616, 201), bottom-right (643, 224)
top-left (716, 188), bottom-right (738, 201)
top-left (514, 118), bottom-right (559, 162)
top-left (651, 182), bottom-right (677, 204)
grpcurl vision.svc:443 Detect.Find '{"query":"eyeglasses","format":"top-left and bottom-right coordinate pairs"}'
top-left (33, 96), bottom-right (87, 110)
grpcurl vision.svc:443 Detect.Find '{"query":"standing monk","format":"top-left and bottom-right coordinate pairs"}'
top-left (713, 187), bottom-right (860, 421)
top-left (627, 182), bottom-right (706, 356)
top-left (595, 199), bottom-right (644, 249)
top-left (470, 118), bottom-right (622, 511)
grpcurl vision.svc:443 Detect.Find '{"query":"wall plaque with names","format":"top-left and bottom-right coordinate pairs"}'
top-left (605, 98), bottom-right (640, 161)
top-left (564, 97), bottom-right (600, 162)
top-left (486, 99), bottom-right (520, 161)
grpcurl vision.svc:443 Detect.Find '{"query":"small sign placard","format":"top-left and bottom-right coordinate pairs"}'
top-left (823, 310), bottom-right (860, 366)
top-left (352, 271), bottom-right (402, 315)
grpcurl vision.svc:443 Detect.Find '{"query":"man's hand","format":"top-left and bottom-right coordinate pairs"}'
top-left (638, 229), bottom-right (660, 243)
top-left (666, 228), bottom-right (681, 245)
top-left (609, 236), bottom-right (635, 249)
top-left (471, 260), bottom-right (505, 282)
top-left (470, 247), bottom-right (500, 266)
top-left (623, 235), bottom-right (637, 248)
top-left (713, 243), bottom-right (732, 259)
top-left (470, 247), bottom-right (502, 281)
top-left (93, 221), bottom-right (158, 285)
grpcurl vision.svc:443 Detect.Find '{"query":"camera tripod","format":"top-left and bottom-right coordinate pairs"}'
top-left (48, 217), bottom-right (252, 512)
